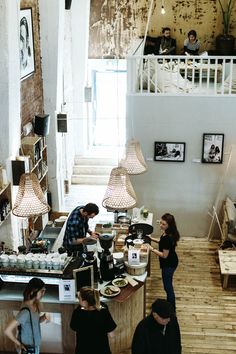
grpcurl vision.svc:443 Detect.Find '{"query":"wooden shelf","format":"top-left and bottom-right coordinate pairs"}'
top-left (0, 211), bottom-right (11, 227)
top-left (11, 136), bottom-right (49, 231)
top-left (0, 183), bottom-right (10, 196)
top-left (0, 183), bottom-right (11, 226)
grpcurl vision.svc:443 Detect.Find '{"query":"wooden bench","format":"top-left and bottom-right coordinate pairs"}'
top-left (218, 249), bottom-right (236, 288)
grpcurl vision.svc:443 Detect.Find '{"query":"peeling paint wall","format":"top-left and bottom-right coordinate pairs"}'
top-left (89, 0), bottom-right (236, 58)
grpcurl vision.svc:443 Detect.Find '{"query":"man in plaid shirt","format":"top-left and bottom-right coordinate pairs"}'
top-left (63, 203), bottom-right (99, 255)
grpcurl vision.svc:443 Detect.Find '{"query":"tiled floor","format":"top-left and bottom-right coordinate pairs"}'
top-left (64, 184), bottom-right (114, 228)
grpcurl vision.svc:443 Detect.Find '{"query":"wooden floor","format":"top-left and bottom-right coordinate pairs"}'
top-left (119, 237), bottom-right (236, 354)
top-left (64, 186), bottom-right (236, 354)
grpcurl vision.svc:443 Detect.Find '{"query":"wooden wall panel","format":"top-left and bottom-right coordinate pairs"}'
top-left (20, 0), bottom-right (44, 130)
top-left (89, 0), bottom-right (236, 58)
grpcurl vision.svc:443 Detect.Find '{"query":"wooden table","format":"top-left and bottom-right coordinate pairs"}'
top-left (218, 250), bottom-right (236, 288)
top-left (179, 62), bottom-right (222, 82)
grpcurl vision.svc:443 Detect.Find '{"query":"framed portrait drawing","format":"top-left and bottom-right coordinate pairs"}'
top-left (201, 133), bottom-right (224, 164)
top-left (73, 266), bottom-right (94, 294)
top-left (154, 142), bottom-right (186, 162)
top-left (20, 8), bottom-right (35, 80)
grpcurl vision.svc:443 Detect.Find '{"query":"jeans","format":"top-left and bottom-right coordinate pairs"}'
top-left (162, 267), bottom-right (177, 309)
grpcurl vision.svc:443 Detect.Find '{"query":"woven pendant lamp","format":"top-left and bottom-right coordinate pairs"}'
top-left (12, 173), bottom-right (50, 217)
top-left (102, 167), bottom-right (137, 211)
top-left (121, 139), bottom-right (147, 175)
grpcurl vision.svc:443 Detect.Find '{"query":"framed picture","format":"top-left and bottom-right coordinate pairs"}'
top-left (73, 266), bottom-right (94, 294)
top-left (201, 133), bottom-right (224, 164)
top-left (154, 142), bottom-right (186, 162)
top-left (20, 8), bottom-right (35, 80)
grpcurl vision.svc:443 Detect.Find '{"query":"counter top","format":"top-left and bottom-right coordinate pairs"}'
top-left (0, 272), bottom-right (146, 305)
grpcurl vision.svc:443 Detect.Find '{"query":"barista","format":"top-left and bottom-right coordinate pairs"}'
top-left (63, 203), bottom-right (99, 256)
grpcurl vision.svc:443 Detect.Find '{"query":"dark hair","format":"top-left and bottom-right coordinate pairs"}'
top-left (152, 298), bottom-right (174, 318)
top-left (83, 203), bottom-right (99, 216)
top-left (188, 30), bottom-right (197, 39)
top-left (162, 27), bottom-right (171, 33)
top-left (23, 278), bottom-right (45, 312)
top-left (79, 287), bottom-right (100, 310)
top-left (20, 16), bottom-right (31, 56)
top-left (23, 278), bottom-right (45, 300)
top-left (161, 213), bottom-right (180, 245)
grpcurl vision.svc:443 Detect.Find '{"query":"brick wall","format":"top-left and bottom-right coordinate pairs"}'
top-left (20, 0), bottom-right (44, 130)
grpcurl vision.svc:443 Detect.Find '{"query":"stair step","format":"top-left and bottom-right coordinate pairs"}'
top-left (71, 174), bottom-right (109, 185)
top-left (73, 165), bottom-right (113, 175)
top-left (74, 156), bottom-right (117, 166)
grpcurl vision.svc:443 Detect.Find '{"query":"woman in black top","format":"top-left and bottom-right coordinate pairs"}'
top-left (150, 213), bottom-right (180, 309)
top-left (70, 287), bottom-right (117, 354)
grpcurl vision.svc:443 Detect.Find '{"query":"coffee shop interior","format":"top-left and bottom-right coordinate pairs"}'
top-left (1, 0), bottom-right (236, 353)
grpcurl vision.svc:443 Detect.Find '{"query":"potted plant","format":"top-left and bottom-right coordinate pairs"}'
top-left (216, 0), bottom-right (236, 55)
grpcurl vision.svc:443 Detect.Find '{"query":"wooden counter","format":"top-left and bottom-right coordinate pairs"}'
top-left (0, 219), bottom-right (146, 353)
top-left (0, 276), bottom-right (145, 353)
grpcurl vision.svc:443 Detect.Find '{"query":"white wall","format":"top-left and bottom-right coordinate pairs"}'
top-left (126, 95), bottom-right (236, 237)
top-left (0, 0), bottom-right (21, 249)
top-left (39, 0), bottom-right (65, 210)
top-left (71, 0), bottom-right (91, 156)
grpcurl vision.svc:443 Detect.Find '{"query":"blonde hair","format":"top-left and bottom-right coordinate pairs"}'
top-left (79, 287), bottom-right (101, 310)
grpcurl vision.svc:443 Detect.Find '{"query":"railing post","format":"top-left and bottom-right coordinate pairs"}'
top-left (126, 52), bottom-right (236, 96)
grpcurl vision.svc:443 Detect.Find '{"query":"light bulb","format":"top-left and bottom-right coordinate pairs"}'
top-left (161, 5), bottom-right (166, 14)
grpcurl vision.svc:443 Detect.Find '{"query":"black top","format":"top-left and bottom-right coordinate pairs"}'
top-left (159, 235), bottom-right (178, 269)
top-left (155, 36), bottom-right (176, 55)
top-left (144, 36), bottom-right (176, 55)
top-left (132, 314), bottom-right (182, 354)
top-left (70, 302), bottom-right (117, 354)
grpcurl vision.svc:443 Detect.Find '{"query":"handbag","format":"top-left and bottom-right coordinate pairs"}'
top-left (21, 347), bottom-right (36, 354)
top-left (18, 307), bottom-right (36, 354)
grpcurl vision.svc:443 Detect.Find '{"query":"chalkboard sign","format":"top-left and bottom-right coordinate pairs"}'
top-left (73, 266), bottom-right (94, 293)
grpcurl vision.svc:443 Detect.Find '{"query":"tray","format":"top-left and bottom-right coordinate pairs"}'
top-left (0, 257), bottom-right (73, 276)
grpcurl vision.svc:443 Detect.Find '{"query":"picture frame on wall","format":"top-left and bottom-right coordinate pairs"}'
top-left (20, 8), bottom-right (35, 80)
top-left (201, 133), bottom-right (224, 164)
top-left (154, 142), bottom-right (186, 162)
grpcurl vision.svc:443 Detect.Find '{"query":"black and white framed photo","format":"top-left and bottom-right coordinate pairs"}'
top-left (20, 8), bottom-right (35, 80)
top-left (154, 142), bottom-right (186, 162)
top-left (201, 133), bottom-right (224, 164)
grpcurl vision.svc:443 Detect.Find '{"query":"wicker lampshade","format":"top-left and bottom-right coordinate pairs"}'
top-left (120, 139), bottom-right (147, 175)
top-left (102, 167), bottom-right (137, 211)
top-left (12, 173), bottom-right (50, 217)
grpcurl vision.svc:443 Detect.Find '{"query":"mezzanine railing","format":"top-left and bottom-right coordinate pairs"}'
top-left (127, 54), bottom-right (236, 96)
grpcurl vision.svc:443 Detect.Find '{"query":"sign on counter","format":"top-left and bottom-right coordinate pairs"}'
top-left (59, 279), bottom-right (76, 302)
top-left (128, 249), bottom-right (140, 265)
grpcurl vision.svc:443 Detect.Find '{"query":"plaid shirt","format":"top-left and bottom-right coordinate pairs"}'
top-left (63, 206), bottom-right (89, 254)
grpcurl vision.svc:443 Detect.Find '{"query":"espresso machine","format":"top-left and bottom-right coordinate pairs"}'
top-left (98, 233), bottom-right (115, 281)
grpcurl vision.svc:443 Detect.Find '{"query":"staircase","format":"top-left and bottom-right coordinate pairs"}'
top-left (71, 156), bottom-right (117, 185)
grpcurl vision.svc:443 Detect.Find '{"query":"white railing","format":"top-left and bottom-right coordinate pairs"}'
top-left (127, 54), bottom-right (236, 96)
